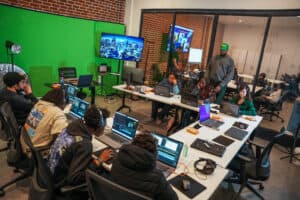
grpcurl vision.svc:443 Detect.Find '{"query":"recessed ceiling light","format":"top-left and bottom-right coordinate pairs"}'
top-left (238, 19), bottom-right (243, 23)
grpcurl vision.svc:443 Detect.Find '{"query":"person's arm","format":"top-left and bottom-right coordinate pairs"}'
top-left (12, 94), bottom-right (36, 112)
top-left (220, 58), bottom-right (235, 87)
top-left (240, 100), bottom-right (256, 116)
top-left (67, 142), bottom-right (92, 185)
top-left (229, 96), bottom-right (238, 104)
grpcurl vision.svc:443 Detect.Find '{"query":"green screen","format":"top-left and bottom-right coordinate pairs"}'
top-left (0, 5), bottom-right (125, 96)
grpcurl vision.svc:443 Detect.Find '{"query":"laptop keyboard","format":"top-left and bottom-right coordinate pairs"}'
top-left (202, 119), bottom-right (224, 128)
top-left (191, 138), bottom-right (226, 157)
top-left (106, 133), bottom-right (127, 144)
top-left (225, 127), bottom-right (248, 141)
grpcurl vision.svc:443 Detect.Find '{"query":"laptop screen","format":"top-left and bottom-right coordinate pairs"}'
top-left (199, 104), bottom-right (211, 122)
top-left (112, 112), bottom-right (139, 140)
top-left (69, 96), bottom-right (89, 118)
top-left (78, 75), bottom-right (93, 87)
top-left (66, 85), bottom-right (78, 98)
top-left (152, 132), bottom-right (183, 168)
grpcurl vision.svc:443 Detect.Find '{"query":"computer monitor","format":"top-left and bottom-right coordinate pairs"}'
top-left (69, 96), bottom-right (89, 119)
top-left (188, 48), bottom-right (203, 64)
top-left (121, 66), bottom-right (134, 85)
top-left (151, 132), bottom-right (183, 168)
top-left (112, 112), bottom-right (139, 140)
top-left (199, 104), bottom-right (211, 122)
top-left (132, 68), bottom-right (144, 85)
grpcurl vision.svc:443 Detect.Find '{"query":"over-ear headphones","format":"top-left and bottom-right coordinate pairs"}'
top-left (194, 158), bottom-right (216, 175)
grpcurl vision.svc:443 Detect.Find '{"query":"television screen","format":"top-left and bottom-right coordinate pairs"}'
top-left (188, 48), bottom-right (203, 64)
top-left (167, 25), bottom-right (194, 53)
top-left (100, 33), bottom-right (144, 62)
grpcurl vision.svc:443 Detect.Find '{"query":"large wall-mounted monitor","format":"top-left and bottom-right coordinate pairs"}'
top-left (188, 48), bottom-right (203, 64)
top-left (167, 25), bottom-right (194, 53)
top-left (100, 33), bottom-right (144, 62)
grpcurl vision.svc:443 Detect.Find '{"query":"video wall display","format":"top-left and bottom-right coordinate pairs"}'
top-left (167, 25), bottom-right (194, 53)
top-left (100, 33), bottom-right (144, 62)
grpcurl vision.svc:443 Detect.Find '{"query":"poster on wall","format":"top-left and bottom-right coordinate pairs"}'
top-left (167, 25), bottom-right (194, 53)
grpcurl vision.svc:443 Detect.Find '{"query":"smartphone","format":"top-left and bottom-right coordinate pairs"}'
top-left (193, 123), bottom-right (202, 129)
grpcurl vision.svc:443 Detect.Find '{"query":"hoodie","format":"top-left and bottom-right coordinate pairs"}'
top-left (111, 144), bottom-right (178, 200)
top-left (47, 119), bottom-right (92, 186)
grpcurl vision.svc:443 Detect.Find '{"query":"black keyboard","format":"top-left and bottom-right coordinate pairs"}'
top-left (94, 147), bottom-right (118, 165)
top-left (225, 127), bottom-right (248, 141)
top-left (202, 119), bottom-right (224, 129)
top-left (191, 138), bottom-right (226, 157)
top-left (106, 133), bottom-right (127, 144)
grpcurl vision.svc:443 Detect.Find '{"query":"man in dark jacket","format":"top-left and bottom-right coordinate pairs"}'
top-left (111, 133), bottom-right (178, 200)
top-left (0, 72), bottom-right (38, 125)
top-left (47, 105), bottom-right (112, 199)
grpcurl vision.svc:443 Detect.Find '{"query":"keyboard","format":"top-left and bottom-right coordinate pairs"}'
top-left (191, 138), bottom-right (226, 157)
top-left (225, 127), bottom-right (248, 141)
top-left (94, 147), bottom-right (118, 165)
top-left (106, 133), bottom-right (128, 144)
top-left (202, 119), bottom-right (224, 129)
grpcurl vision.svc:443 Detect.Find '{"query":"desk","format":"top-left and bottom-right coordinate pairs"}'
top-left (227, 80), bottom-right (263, 93)
top-left (238, 73), bottom-right (254, 81)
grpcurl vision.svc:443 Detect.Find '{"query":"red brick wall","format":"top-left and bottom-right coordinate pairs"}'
top-left (0, 0), bottom-right (125, 23)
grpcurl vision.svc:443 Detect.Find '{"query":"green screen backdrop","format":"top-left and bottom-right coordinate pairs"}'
top-left (0, 4), bottom-right (125, 96)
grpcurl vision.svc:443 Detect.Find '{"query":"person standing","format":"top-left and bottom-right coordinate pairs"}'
top-left (207, 43), bottom-right (235, 104)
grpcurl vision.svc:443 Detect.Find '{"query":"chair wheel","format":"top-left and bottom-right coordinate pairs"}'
top-left (0, 189), bottom-right (5, 197)
top-left (259, 184), bottom-right (264, 190)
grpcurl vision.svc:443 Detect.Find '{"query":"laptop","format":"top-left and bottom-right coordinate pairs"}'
top-left (199, 104), bottom-right (224, 130)
top-left (66, 96), bottom-right (89, 120)
top-left (66, 74), bottom-right (93, 88)
top-left (154, 85), bottom-right (173, 97)
top-left (181, 91), bottom-right (198, 107)
top-left (97, 112), bottom-right (139, 149)
top-left (220, 101), bottom-right (240, 117)
top-left (151, 132), bottom-right (183, 178)
top-left (66, 84), bottom-right (78, 98)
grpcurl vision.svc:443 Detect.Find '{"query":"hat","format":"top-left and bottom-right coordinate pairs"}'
top-left (220, 43), bottom-right (229, 51)
top-left (3, 72), bottom-right (25, 87)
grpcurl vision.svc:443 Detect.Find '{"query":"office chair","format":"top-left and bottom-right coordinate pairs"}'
top-left (0, 108), bottom-right (12, 152)
top-left (85, 169), bottom-right (152, 200)
top-left (58, 67), bottom-right (77, 79)
top-left (225, 130), bottom-right (285, 200)
top-left (259, 91), bottom-right (288, 122)
top-left (280, 124), bottom-right (300, 163)
top-left (0, 101), bottom-right (32, 197)
top-left (21, 128), bottom-right (86, 200)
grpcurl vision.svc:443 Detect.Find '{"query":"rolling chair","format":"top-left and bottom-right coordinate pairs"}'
top-left (226, 130), bottom-right (285, 200)
top-left (86, 169), bottom-right (152, 200)
top-left (0, 101), bottom-right (32, 197)
top-left (58, 67), bottom-right (77, 80)
top-left (21, 128), bottom-right (86, 200)
top-left (280, 124), bottom-right (300, 163)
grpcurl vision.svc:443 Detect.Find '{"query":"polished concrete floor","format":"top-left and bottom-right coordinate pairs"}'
top-left (0, 95), bottom-right (299, 200)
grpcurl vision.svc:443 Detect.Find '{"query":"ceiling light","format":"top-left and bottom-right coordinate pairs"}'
top-left (238, 19), bottom-right (243, 23)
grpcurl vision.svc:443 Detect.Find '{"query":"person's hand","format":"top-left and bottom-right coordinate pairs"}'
top-left (24, 83), bottom-right (32, 95)
top-left (99, 149), bottom-right (113, 162)
top-left (215, 85), bottom-right (221, 93)
top-left (172, 79), bottom-right (177, 85)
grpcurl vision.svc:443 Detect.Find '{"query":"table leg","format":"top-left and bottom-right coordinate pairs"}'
top-left (116, 92), bottom-right (131, 112)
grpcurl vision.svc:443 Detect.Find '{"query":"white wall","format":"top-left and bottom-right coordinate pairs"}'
top-left (125, 0), bottom-right (300, 36)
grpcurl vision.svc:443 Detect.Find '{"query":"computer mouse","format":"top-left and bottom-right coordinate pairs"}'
top-left (182, 179), bottom-right (191, 191)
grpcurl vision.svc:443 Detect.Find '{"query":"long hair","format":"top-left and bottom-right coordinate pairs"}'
top-left (237, 83), bottom-right (252, 101)
top-left (41, 88), bottom-right (65, 109)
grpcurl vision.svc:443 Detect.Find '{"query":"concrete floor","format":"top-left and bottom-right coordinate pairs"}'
top-left (0, 95), bottom-right (299, 200)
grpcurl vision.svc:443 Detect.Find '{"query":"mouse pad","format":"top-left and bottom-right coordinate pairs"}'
top-left (169, 174), bottom-right (206, 199)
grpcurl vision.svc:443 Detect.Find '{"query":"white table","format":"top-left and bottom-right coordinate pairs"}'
top-left (227, 80), bottom-right (263, 93)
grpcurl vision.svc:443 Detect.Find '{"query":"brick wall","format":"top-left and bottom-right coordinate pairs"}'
top-left (0, 0), bottom-right (125, 23)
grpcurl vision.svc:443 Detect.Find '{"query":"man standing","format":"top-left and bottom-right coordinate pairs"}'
top-left (207, 43), bottom-right (235, 104)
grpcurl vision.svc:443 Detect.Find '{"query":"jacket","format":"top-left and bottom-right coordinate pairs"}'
top-left (230, 96), bottom-right (257, 116)
top-left (47, 119), bottom-right (92, 186)
top-left (111, 144), bottom-right (178, 200)
top-left (159, 78), bottom-right (180, 95)
top-left (0, 88), bottom-right (38, 125)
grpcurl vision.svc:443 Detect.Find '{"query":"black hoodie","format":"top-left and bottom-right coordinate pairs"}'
top-left (48, 119), bottom-right (93, 186)
top-left (111, 144), bottom-right (178, 200)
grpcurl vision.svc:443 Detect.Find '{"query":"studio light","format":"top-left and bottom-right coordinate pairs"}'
top-left (5, 40), bottom-right (22, 72)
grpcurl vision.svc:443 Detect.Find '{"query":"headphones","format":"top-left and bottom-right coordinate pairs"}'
top-left (84, 108), bottom-right (106, 130)
top-left (194, 158), bottom-right (216, 175)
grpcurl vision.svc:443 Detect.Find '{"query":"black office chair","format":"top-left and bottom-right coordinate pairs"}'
top-left (0, 101), bottom-right (32, 197)
top-left (280, 124), bottom-right (300, 163)
top-left (85, 169), bottom-right (152, 200)
top-left (0, 106), bottom-right (12, 152)
top-left (226, 130), bottom-right (285, 200)
top-left (58, 67), bottom-right (77, 79)
top-left (21, 128), bottom-right (86, 200)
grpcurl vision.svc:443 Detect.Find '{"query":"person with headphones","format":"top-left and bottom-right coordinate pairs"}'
top-left (47, 105), bottom-right (112, 200)
top-left (230, 83), bottom-right (256, 116)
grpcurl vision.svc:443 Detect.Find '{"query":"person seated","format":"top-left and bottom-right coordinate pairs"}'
top-left (111, 133), bottom-right (178, 200)
top-left (181, 77), bottom-right (216, 128)
top-left (230, 84), bottom-right (256, 116)
top-left (256, 73), bottom-right (268, 87)
top-left (254, 83), bottom-right (283, 111)
top-left (0, 72), bottom-right (38, 125)
top-left (47, 105), bottom-right (112, 200)
top-left (151, 72), bottom-right (180, 124)
top-left (21, 88), bottom-right (68, 156)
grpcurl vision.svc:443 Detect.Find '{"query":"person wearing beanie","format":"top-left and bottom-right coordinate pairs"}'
top-left (21, 88), bottom-right (69, 156)
top-left (47, 105), bottom-right (112, 200)
top-left (206, 42), bottom-right (235, 104)
top-left (111, 133), bottom-right (178, 200)
top-left (0, 72), bottom-right (38, 125)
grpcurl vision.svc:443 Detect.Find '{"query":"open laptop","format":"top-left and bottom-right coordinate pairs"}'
top-left (66, 84), bottom-right (78, 98)
top-left (66, 74), bottom-right (93, 88)
top-left (66, 96), bottom-right (89, 120)
top-left (97, 112), bottom-right (139, 149)
top-left (199, 104), bottom-right (224, 130)
top-left (181, 91), bottom-right (198, 107)
top-left (220, 101), bottom-right (240, 117)
top-left (154, 85), bottom-right (173, 97)
top-left (151, 132), bottom-right (183, 178)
